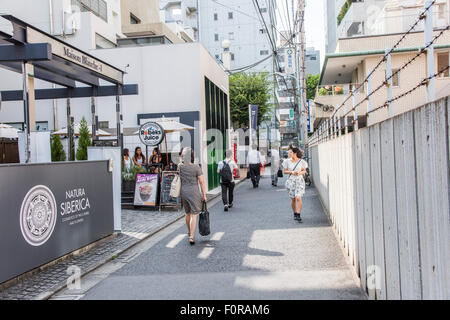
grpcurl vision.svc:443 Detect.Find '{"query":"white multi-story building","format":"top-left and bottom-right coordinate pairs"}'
top-left (160, 0), bottom-right (199, 41)
top-left (162, 0), bottom-right (278, 72)
top-left (199, 0), bottom-right (277, 72)
top-left (0, 0), bottom-right (122, 51)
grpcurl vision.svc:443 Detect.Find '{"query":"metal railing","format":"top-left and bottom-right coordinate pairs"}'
top-left (316, 83), bottom-right (364, 97)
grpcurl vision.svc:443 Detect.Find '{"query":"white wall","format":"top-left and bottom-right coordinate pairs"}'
top-left (309, 96), bottom-right (450, 300)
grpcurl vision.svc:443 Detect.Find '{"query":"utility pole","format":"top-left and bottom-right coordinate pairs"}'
top-left (295, 0), bottom-right (306, 150)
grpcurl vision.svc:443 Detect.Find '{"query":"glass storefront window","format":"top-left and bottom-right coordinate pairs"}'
top-left (205, 77), bottom-right (229, 190)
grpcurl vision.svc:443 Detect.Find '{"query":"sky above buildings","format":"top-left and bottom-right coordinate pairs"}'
top-left (305, 0), bottom-right (325, 67)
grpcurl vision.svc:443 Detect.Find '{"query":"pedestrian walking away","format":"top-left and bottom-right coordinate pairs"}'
top-left (247, 145), bottom-right (262, 188)
top-left (179, 147), bottom-right (207, 245)
top-left (270, 147), bottom-right (281, 187)
top-left (218, 149), bottom-right (238, 211)
top-left (283, 147), bottom-right (308, 222)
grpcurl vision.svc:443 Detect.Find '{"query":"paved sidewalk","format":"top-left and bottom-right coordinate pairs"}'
top-left (0, 209), bottom-right (184, 300)
top-left (54, 176), bottom-right (366, 300)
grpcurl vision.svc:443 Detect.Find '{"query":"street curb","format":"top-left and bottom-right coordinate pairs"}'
top-left (40, 178), bottom-right (247, 300)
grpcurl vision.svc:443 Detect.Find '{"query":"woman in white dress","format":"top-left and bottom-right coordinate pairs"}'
top-left (283, 147), bottom-right (308, 222)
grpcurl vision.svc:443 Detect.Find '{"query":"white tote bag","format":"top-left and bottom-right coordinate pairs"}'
top-left (170, 172), bottom-right (181, 198)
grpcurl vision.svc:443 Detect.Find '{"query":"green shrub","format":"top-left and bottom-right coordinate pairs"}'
top-left (76, 117), bottom-right (91, 161)
top-left (122, 164), bottom-right (147, 182)
top-left (50, 134), bottom-right (66, 162)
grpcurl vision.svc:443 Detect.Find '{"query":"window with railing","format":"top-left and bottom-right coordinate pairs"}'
top-left (72, 0), bottom-right (108, 22)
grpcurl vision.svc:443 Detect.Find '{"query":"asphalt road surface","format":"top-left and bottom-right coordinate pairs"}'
top-left (52, 175), bottom-right (366, 300)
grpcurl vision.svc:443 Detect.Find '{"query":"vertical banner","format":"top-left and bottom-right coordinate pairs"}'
top-left (307, 99), bottom-right (312, 133)
top-left (249, 104), bottom-right (258, 147)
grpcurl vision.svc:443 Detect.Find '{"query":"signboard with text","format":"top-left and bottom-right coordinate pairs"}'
top-left (160, 172), bottom-right (180, 206)
top-left (26, 27), bottom-right (123, 83)
top-left (134, 174), bottom-right (158, 207)
top-left (0, 161), bottom-right (114, 284)
top-left (138, 122), bottom-right (164, 147)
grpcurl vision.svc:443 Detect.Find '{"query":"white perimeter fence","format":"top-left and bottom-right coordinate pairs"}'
top-left (309, 96), bottom-right (449, 300)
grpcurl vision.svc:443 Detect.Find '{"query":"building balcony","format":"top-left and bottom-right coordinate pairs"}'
top-left (316, 83), bottom-right (362, 96)
top-left (314, 83), bottom-right (367, 119)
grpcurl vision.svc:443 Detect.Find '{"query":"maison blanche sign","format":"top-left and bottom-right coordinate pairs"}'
top-left (26, 27), bottom-right (123, 84)
top-left (63, 47), bottom-right (104, 73)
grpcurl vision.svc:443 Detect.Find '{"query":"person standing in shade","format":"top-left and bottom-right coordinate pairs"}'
top-left (270, 147), bottom-right (281, 187)
top-left (247, 145), bottom-right (262, 188)
top-left (217, 150), bottom-right (238, 212)
top-left (179, 147), bottom-right (207, 245)
top-left (283, 147), bottom-right (308, 222)
top-left (133, 147), bottom-right (146, 168)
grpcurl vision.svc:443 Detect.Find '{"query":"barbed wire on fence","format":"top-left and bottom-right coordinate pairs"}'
top-left (329, 0), bottom-right (438, 120)
top-left (367, 65), bottom-right (450, 116)
top-left (341, 23), bottom-right (449, 119)
top-left (308, 0), bottom-right (449, 145)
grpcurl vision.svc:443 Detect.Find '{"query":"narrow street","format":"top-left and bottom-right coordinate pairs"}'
top-left (53, 174), bottom-right (365, 300)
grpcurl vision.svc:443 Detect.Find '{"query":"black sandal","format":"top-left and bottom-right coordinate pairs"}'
top-left (189, 237), bottom-right (195, 245)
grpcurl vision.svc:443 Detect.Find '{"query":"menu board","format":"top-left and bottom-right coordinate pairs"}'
top-left (134, 174), bottom-right (159, 207)
top-left (160, 171), bottom-right (180, 206)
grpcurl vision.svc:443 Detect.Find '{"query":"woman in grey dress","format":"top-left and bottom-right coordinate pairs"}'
top-left (179, 147), bottom-right (207, 245)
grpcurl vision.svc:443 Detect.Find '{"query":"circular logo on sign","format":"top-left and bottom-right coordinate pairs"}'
top-left (20, 185), bottom-right (57, 247)
top-left (139, 122), bottom-right (164, 146)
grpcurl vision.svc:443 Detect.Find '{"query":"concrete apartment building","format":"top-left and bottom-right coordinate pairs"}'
top-left (198, 0), bottom-right (277, 72)
top-left (121, 0), bottom-right (194, 44)
top-left (325, 0), bottom-right (388, 54)
top-left (313, 0), bottom-right (450, 128)
top-left (160, 0), bottom-right (199, 41)
top-left (160, 0), bottom-right (278, 72)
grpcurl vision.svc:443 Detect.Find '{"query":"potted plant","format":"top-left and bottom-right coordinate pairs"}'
top-left (334, 86), bottom-right (343, 95)
top-left (318, 88), bottom-right (329, 96)
top-left (122, 164), bottom-right (147, 192)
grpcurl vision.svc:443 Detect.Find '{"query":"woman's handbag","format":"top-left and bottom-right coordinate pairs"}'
top-left (277, 169), bottom-right (283, 178)
top-left (169, 170), bottom-right (181, 198)
top-left (198, 201), bottom-right (211, 236)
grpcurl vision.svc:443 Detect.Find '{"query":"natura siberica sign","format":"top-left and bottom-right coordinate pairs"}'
top-left (139, 122), bottom-right (164, 146)
top-left (0, 161), bottom-right (114, 284)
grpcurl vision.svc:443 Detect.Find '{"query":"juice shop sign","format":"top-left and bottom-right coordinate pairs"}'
top-left (139, 122), bottom-right (164, 146)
